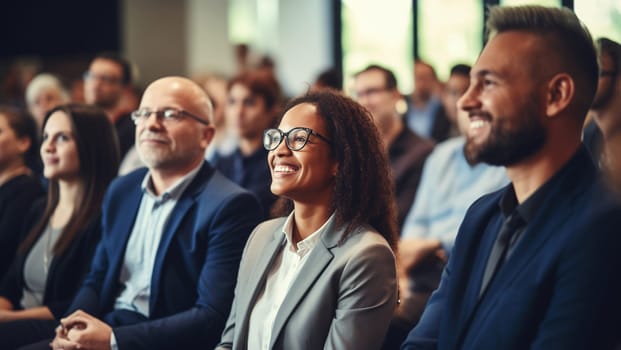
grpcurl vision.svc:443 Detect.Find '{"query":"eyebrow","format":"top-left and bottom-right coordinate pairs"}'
top-left (472, 69), bottom-right (501, 79)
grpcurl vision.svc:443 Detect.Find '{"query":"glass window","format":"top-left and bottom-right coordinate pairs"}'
top-left (341, 0), bottom-right (414, 94)
top-left (500, 0), bottom-right (561, 7)
top-left (418, 0), bottom-right (483, 82)
top-left (575, 0), bottom-right (621, 44)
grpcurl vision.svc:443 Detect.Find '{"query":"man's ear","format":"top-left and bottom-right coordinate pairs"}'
top-left (16, 136), bottom-right (32, 155)
top-left (200, 125), bottom-right (215, 149)
top-left (546, 73), bottom-right (574, 118)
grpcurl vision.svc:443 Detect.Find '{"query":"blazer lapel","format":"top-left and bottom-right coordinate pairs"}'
top-left (107, 181), bottom-right (144, 284)
top-left (448, 198), bottom-right (504, 349)
top-left (148, 163), bottom-right (211, 312)
top-left (237, 221), bottom-right (287, 348)
top-left (268, 220), bottom-right (341, 349)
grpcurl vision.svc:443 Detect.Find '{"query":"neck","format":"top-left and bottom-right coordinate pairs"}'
top-left (506, 135), bottom-right (580, 204)
top-left (590, 108), bottom-right (620, 139)
top-left (149, 157), bottom-right (202, 196)
top-left (291, 198), bottom-right (333, 247)
top-left (238, 137), bottom-right (262, 157)
top-left (0, 161), bottom-right (30, 186)
top-left (52, 179), bottom-right (85, 228)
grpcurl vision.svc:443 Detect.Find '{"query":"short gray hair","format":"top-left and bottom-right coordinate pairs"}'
top-left (25, 73), bottom-right (69, 106)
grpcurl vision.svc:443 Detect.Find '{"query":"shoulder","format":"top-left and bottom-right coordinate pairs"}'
top-left (425, 137), bottom-right (464, 166)
top-left (107, 167), bottom-right (148, 194)
top-left (247, 217), bottom-right (287, 244)
top-left (333, 225), bottom-right (395, 262)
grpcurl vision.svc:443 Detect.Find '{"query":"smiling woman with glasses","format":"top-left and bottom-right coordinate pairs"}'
top-left (217, 90), bottom-right (398, 350)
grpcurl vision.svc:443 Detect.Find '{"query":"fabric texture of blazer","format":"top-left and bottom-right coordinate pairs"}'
top-left (402, 147), bottom-right (621, 350)
top-left (0, 198), bottom-right (102, 318)
top-left (66, 162), bottom-right (263, 349)
top-left (217, 215), bottom-right (398, 350)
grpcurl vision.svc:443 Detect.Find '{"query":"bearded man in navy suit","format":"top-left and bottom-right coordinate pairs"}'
top-left (402, 5), bottom-right (621, 350)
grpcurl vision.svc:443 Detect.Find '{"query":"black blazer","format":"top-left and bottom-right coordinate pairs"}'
top-left (0, 174), bottom-right (45, 280)
top-left (0, 198), bottom-right (102, 318)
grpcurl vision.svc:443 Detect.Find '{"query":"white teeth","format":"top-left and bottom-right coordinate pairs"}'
top-left (470, 120), bottom-right (488, 129)
top-left (274, 165), bottom-right (297, 173)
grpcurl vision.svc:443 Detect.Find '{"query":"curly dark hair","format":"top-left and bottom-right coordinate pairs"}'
top-left (272, 91), bottom-right (398, 251)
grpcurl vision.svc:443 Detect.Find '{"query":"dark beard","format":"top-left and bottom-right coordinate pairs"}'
top-left (464, 111), bottom-right (546, 167)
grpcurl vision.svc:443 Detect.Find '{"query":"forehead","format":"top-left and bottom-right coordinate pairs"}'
top-left (354, 70), bottom-right (386, 87)
top-left (141, 81), bottom-right (189, 109)
top-left (89, 58), bottom-right (122, 75)
top-left (600, 51), bottom-right (615, 69)
top-left (474, 31), bottom-right (541, 77)
top-left (280, 103), bottom-right (327, 133)
top-left (45, 111), bottom-right (72, 130)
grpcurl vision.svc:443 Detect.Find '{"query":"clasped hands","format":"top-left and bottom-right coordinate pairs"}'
top-left (50, 310), bottom-right (112, 350)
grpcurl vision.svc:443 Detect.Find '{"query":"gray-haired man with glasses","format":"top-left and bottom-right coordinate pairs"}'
top-left (12, 76), bottom-right (264, 350)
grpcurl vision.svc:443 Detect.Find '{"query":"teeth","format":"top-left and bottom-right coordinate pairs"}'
top-left (470, 120), bottom-right (488, 129)
top-left (274, 165), bottom-right (297, 173)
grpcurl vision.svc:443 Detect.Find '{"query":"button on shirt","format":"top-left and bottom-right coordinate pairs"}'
top-left (113, 162), bottom-right (202, 316)
top-left (247, 212), bottom-right (335, 350)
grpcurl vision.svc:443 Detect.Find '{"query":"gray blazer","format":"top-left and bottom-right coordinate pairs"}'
top-left (216, 216), bottom-right (398, 350)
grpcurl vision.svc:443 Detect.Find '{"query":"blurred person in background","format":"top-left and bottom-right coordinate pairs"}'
top-left (0, 107), bottom-right (45, 281)
top-left (0, 104), bottom-right (119, 349)
top-left (214, 70), bottom-right (281, 218)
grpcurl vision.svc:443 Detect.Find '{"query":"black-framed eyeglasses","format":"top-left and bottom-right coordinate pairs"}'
top-left (263, 127), bottom-right (332, 151)
top-left (131, 108), bottom-right (209, 125)
top-left (83, 71), bottom-right (121, 85)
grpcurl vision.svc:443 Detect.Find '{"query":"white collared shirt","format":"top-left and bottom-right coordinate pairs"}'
top-left (247, 211), bottom-right (334, 350)
top-left (113, 162), bottom-right (203, 317)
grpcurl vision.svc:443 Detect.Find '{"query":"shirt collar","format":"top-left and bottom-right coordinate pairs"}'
top-left (498, 146), bottom-right (588, 223)
top-left (140, 161), bottom-right (204, 202)
top-left (281, 211), bottom-right (335, 257)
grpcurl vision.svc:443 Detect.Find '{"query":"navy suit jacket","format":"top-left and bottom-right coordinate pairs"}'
top-left (66, 162), bottom-right (263, 349)
top-left (402, 147), bottom-right (621, 350)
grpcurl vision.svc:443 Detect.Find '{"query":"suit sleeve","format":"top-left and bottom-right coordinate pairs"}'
top-left (400, 260), bottom-right (450, 350)
top-left (323, 241), bottom-right (398, 350)
top-left (65, 191), bottom-right (116, 317)
top-left (113, 191), bottom-right (262, 350)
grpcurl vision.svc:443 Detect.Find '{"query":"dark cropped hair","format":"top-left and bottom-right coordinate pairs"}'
top-left (486, 5), bottom-right (598, 119)
top-left (91, 52), bottom-right (133, 86)
top-left (20, 104), bottom-right (120, 256)
top-left (597, 37), bottom-right (621, 73)
top-left (0, 106), bottom-right (38, 167)
top-left (272, 91), bottom-right (398, 250)
top-left (355, 64), bottom-right (399, 91)
top-left (315, 68), bottom-right (343, 91)
top-left (450, 64), bottom-right (471, 77)
top-left (228, 70), bottom-right (282, 111)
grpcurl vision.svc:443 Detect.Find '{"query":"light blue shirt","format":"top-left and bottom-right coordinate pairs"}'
top-left (110, 162), bottom-right (203, 349)
top-left (405, 96), bottom-right (442, 138)
top-left (401, 137), bottom-right (509, 252)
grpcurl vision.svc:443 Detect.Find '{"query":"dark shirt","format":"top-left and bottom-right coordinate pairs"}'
top-left (0, 174), bottom-right (45, 281)
top-left (389, 127), bottom-right (434, 230)
top-left (214, 147), bottom-right (274, 219)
